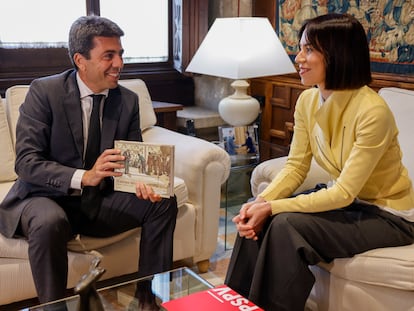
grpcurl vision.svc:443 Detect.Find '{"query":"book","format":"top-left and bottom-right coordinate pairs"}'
top-left (114, 140), bottom-right (174, 198)
top-left (161, 285), bottom-right (263, 311)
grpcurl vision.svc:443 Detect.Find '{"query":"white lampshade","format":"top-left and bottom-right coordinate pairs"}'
top-left (186, 17), bottom-right (296, 126)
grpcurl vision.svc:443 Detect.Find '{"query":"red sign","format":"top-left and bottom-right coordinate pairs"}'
top-left (161, 285), bottom-right (263, 311)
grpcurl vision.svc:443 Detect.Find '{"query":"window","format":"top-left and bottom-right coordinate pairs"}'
top-left (0, 0), bottom-right (206, 102)
top-left (0, 0), bottom-right (169, 63)
top-left (100, 0), bottom-right (168, 63)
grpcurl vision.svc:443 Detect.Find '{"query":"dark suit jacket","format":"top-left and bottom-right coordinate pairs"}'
top-left (0, 69), bottom-right (142, 237)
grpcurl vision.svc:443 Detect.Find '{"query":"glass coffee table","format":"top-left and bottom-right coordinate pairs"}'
top-left (221, 153), bottom-right (259, 249)
top-left (26, 267), bottom-right (213, 310)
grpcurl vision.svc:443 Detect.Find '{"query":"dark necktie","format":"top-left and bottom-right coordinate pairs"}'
top-left (81, 94), bottom-right (104, 220)
top-left (84, 94), bottom-right (102, 169)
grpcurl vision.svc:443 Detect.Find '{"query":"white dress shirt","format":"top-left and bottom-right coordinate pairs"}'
top-left (70, 73), bottom-right (108, 191)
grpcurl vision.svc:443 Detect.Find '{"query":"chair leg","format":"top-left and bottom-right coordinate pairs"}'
top-left (196, 259), bottom-right (210, 273)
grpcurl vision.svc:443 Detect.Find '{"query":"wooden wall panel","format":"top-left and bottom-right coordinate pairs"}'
top-left (252, 73), bottom-right (414, 161)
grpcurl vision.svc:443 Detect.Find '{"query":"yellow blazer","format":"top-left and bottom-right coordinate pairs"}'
top-left (260, 86), bottom-right (414, 215)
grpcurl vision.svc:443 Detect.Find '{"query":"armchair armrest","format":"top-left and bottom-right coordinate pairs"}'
top-left (142, 126), bottom-right (231, 262)
top-left (251, 157), bottom-right (330, 197)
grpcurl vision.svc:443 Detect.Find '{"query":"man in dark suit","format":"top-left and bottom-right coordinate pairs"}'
top-left (0, 16), bottom-right (177, 307)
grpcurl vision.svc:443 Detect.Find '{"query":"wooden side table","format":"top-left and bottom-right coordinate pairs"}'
top-left (152, 101), bottom-right (184, 131)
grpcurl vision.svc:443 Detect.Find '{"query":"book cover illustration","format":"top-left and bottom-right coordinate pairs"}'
top-left (114, 140), bottom-right (174, 198)
top-left (161, 285), bottom-right (263, 310)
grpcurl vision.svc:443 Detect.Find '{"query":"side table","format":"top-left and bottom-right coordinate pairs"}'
top-left (152, 101), bottom-right (183, 131)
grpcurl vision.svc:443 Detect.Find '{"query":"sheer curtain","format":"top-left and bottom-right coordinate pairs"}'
top-left (0, 0), bottom-right (168, 63)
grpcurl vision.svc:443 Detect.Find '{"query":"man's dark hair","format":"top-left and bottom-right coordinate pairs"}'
top-left (298, 13), bottom-right (372, 90)
top-left (68, 15), bottom-right (124, 68)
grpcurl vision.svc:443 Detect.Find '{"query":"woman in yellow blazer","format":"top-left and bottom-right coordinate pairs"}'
top-left (225, 13), bottom-right (414, 311)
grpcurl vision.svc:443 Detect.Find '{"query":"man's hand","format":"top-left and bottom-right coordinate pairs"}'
top-left (233, 196), bottom-right (272, 241)
top-left (135, 182), bottom-right (162, 202)
top-left (82, 148), bottom-right (162, 203)
top-left (82, 149), bottom-right (124, 187)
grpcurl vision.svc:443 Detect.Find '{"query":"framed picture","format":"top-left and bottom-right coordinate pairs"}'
top-left (276, 0), bottom-right (414, 74)
top-left (218, 124), bottom-right (259, 159)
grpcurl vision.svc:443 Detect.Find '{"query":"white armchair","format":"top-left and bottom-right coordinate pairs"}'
top-left (250, 87), bottom-right (414, 311)
top-left (0, 79), bottom-right (230, 306)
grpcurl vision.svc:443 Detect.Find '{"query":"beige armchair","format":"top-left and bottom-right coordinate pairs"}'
top-left (250, 87), bottom-right (414, 311)
top-left (0, 79), bottom-right (230, 306)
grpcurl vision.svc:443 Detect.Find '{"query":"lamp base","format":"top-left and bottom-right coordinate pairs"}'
top-left (218, 80), bottom-right (260, 127)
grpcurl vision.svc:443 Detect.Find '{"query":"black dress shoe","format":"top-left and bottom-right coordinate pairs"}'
top-left (127, 279), bottom-right (163, 311)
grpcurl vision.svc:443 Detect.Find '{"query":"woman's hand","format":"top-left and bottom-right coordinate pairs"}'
top-left (233, 196), bottom-right (272, 240)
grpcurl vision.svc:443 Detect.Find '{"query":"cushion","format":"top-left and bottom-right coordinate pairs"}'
top-left (321, 243), bottom-right (414, 291)
top-left (173, 176), bottom-right (188, 207)
top-left (5, 85), bottom-right (29, 147)
top-left (6, 81), bottom-right (157, 134)
top-left (0, 228), bottom-right (140, 257)
top-left (379, 87), bottom-right (414, 178)
top-left (0, 176), bottom-right (188, 257)
top-left (0, 98), bottom-right (17, 182)
top-left (0, 181), bottom-right (14, 203)
top-left (67, 228), bottom-right (141, 252)
top-left (0, 232), bottom-right (29, 259)
top-left (118, 79), bottom-right (157, 130)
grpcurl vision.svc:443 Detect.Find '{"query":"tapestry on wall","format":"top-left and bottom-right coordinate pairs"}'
top-left (277, 0), bottom-right (414, 74)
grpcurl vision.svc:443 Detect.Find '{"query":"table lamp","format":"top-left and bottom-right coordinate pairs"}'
top-left (186, 17), bottom-right (296, 126)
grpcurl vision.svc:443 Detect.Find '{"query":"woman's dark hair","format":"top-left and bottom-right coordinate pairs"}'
top-left (298, 13), bottom-right (372, 90)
